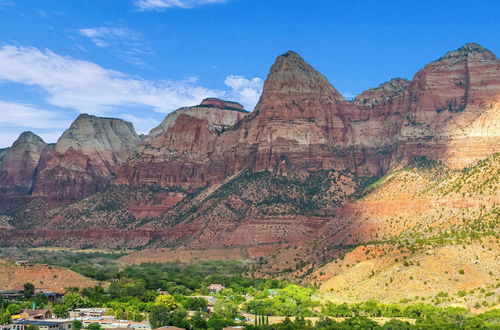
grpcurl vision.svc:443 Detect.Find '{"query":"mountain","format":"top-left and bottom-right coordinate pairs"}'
top-left (117, 98), bottom-right (249, 190)
top-left (0, 43), bottom-right (498, 302)
top-left (0, 132), bottom-right (46, 210)
top-left (395, 42), bottom-right (500, 169)
top-left (31, 114), bottom-right (141, 204)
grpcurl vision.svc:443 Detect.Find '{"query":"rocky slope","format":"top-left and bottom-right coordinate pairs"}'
top-left (0, 43), bottom-right (497, 269)
top-left (0, 262), bottom-right (98, 292)
top-left (395, 43), bottom-right (500, 169)
top-left (0, 132), bottom-right (47, 211)
top-left (31, 114), bottom-right (140, 204)
top-left (118, 98), bottom-right (248, 190)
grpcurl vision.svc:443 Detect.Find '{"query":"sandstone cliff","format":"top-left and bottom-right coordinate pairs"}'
top-left (118, 98), bottom-right (248, 190)
top-left (32, 114), bottom-right (140, 203)
top-left (0, 132), bottom-right (46, 210)
top-left (395, 43), bottom-right (500, 168)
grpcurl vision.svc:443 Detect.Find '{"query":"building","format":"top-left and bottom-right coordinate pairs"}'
top-left (12, 320), bottom-right (72, 330)
top-left (207, 284), bottom-right (225, 293)
top-left (20, 309), bottom-right (53, 320)
top-left (155, 327), bottom-right (185, 330)
top-left (15, 261), bottom-right (32, 267)
top-left (39, 292), bottom-right (62, 302)
top-left (68, 308), bottom-right (107, 318)
top-left (0, 290), bottom-right (23, 300)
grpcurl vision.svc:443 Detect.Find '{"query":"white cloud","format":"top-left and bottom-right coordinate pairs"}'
top-left (121, 114), bottom-right (161, 135)
top-left (0, 45), bottom-right (264, 147)
top-left (135, 0), bottom-right (228, 10)
top-left (0, 101), bottom-right (73, 148)
top-left (224, 75), bottom-right (263, 110)
top-left (0, 101), bottom-right (72, 129)
top-left (0, 45), bottom-right (223, 115)
top-left (78, 27), bottom-right (153, 66)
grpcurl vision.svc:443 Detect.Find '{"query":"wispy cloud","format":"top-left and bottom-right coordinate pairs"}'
top-left (135, 0), bottom-right (228, 10)
top-left (0, 45), bottom-right (223, 115)
top-left (0, 101), bottom-right (72, 129)
top-left (0, 101), bottom-right (73, 147)
top-left (78, 27), bottom-right (153, 66)
top-left (0, 45), bottom-right (263, 146)
top-left (224, 75), bottom-right (263, 110)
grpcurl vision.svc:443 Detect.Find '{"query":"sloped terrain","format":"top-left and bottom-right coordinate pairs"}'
top-left (0, 262), bottom-right (98, 292)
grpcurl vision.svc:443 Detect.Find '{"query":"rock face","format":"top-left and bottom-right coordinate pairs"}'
top-left (354, 78), bottom-right (410, 106)
top-left (32, 114), bottom-right (140, 203)
top-left (0, 43), bottom-right (498, 255)
top-left (0, 132), bottom-right (46, 210)
top-left (118, 98), bottom-right (248, 190)
top-left (395, 43), bottom-right (500, 168)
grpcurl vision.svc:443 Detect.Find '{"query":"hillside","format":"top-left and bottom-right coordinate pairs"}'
top-left (0, 262), bottom-right (98, 292)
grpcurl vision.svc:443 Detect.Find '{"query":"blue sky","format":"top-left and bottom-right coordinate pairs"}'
top-left (0, 0), bottom-right (499, 147)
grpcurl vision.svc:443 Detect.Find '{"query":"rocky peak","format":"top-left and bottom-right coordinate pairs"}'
top-left (149, 100), bottom-right (248, 138)
top-left (0, 131), bottom-right (47, 203)
top-left (200, 98), bottom-right (246, 112)
top-left (439, 42), bottom-right (497, 62)
top-left (257, 51), bottom-right (344, 100)
top-left (57, 114), bottom-right (140, 154)
top-left (11, 131), bottom-right (46, 149)
top-left (354, 78), bottom-right (410, 106)
top-left (255, 51), bottom-right (344, 121)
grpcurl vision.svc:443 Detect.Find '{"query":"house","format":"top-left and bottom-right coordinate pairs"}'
top-left (207, 284), bottom-right (225, 293)
top-left (39, 292), bottom-right (63, 302)
top-left (223, 327), bottom-right (245, 330)
top-left (20, 309), bottom-right (53, 320)
top-left (155, 327), bottom-right (185, 330)
top-left (0, 290), bottom-right (23, 300)
top-left (12, 320), bottom-right (72, 330)
top-left (68, 308), bottom-right (107, 318)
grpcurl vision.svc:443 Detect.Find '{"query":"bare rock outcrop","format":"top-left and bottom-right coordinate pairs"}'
top-left (0, 132), bottom-right (46, 210)
top-left (32, 114), bottom-right (140, 203)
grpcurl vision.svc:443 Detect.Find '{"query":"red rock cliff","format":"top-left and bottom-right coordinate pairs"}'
top-left (32, 114), bottom-right (140, 203)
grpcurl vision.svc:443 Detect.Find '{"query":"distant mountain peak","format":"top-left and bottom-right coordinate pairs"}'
top-left (438, 42), bottom-right (497, 62)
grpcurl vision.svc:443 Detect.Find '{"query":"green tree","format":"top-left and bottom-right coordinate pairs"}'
top-left (149, 305), bottom-right (170, 329)
top-left (382, 319), bottom-right (415, 329)
top-left (62, 292), bottom-right (90, 309)
top-left (86, 323), bottom-right (102, 330)
top-left (0, 312), bottom-right (12, 325)
top-left (154, 295), bottom-right (179, 311)
top-left (72, 320), bottom-right (83, 330)
top-left (183, 297), bottom-right (208, 311)
top-left (191, 311), bottom-right (208, 329)
top-left (23, 283), bottom-right (35, 299)
top-left (53, 304), bottom-right (69, 318)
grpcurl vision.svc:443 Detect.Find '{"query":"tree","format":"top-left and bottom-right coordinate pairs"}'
top-left (7, 304), bottom-right (21, 315)
top-left (183, 297), bottom-right (208, 311)
top-left (23, 283), bottom-right (35, 299)
top-left (382, 319), bottom-right (415, 329)
top-left (214, 299), bottom-right (239, 320)
top-left (53, 304), bottom-right (69, 318)
top-left (149, 305), bottom-right (171, 329)
top-left (154, 295), bottom-right (179, 311)
top-left (0, 312), bottom-right (12, 325)
top-left (62, 292), bottom-right (90, 309)
top-left (133, 312), bottom-right (144, 322)
top-left (87, 323), bottom-right (102, 330)
top-left (191, 311), bottom-right (207, 329)
top-left (72, 320), bottom-right (83, 330)
top-left (26, 325), bottom-right (39, 330)
top-left (114, 309), bottom-right (125, 320)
